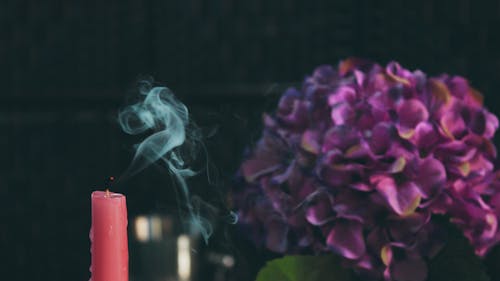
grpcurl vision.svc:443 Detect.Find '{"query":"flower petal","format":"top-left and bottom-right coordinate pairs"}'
top-left (301, 130), bottom-right (321, 154)
top-left (386, 61), bottom-right (411, 86)
top-left (415, 157), bottom-right (446, 198)
top-left (369, 122), bottom-right (394, 155)
top-left (241, 134), bottom-right (287, 182)
top-left (387, 212), bottom-right (431, 246)
top-left (311, 65), bottom-right (336, 85)
top-left (305, 193), bottom-right (334, 226)
top-left (327, 220), bottom-right (366, 259)
top-left (439, 111), bottom-right (466, 139)
top-left (374, 176), bottom-right (422, 216)
top-left (331, 102), bottom-right (355, 125)
top-left (381, 245), bottom-right (393, 266)
top-left (469, 153), bottom-right (494, 176)
top-left (388, 157), bottom-right (407, 174)
top-left (447, 76), bottom-right (469, 99)
top-left (468, 109), bottom-right (487, 135)
top-left (484, 111), bottom-right (499, 139)
top-left (397, 99), bottom-right (429, 129)
top-left (265, 218), bottom-right (289, 253)
top-left (328, 86), bottom-right (357, 106)
top-left (322, 125), bottom-right (359, 152)
top-left (412, 121), bottom-right (439, 150)
top-left (339, 57), bottom-right (370, 76)
top-left (277, 88), bottom-right (309, 127)
top-left (428, 79), bottom-right (452, 106)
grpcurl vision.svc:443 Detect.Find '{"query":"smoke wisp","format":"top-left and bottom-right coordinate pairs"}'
top-left (118, 81), bottom-right (214, 242)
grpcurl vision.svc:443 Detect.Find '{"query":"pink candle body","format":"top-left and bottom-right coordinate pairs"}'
top-left (90, 191), bottom-right (128, 281)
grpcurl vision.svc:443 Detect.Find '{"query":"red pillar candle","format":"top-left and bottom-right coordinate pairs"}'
top-left (90, 190), bottom-right (129, 281)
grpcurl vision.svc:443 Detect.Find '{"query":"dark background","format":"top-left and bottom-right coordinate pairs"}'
top-left (2, 1), bottom-right (500, 281)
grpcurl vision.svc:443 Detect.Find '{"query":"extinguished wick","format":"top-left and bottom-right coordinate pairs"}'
top-left (105, 176), bottom-right (115, 197)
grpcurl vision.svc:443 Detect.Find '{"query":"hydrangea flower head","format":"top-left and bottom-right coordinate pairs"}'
top-left (232, 58), bottom-right (500, 280)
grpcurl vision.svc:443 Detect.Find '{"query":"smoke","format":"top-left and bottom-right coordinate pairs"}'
top-left (118, 80), bottom-right (216, 242)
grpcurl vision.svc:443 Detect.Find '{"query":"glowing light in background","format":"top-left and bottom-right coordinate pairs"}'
top-left (134, 215), bottom-right (166, 242)
top-left (134, 216), bottom-right (149, 242)
top-left (177, 235), bottom-right (191, 281)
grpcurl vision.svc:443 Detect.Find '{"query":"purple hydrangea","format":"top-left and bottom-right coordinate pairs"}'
top-left (232, 58), bottom-right (500, 280)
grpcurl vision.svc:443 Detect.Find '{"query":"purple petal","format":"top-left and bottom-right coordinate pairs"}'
top-left (386, 61), bottom-right (411, 86)
top-left (270, 161), bottom-right (297, 185)
top-left (328, 85), bottom-right (357, 106)
top-left (291, 177), bottom-right (317, 201)
top-left (339, 57), bottom-right (371, 76)
top-left (333, 190), bottom-right (375, 223)
top-left (305, 193), bottom-right (334, 226)
top-left (241, 134), bottom-right (286, 182)
top-left (446, 76), bottom-right (484, 108)
top-left (311, 65), bottom-right (336, 85)
top-left (318, 150), bottom-right (357, 187)
top-left (356, 108), bottom-right (377, 130)
top-left (415, 157), bottom-right (446, 198)
top-left (344, 143), bottom-right (371, 160)
top-left (366, 227), bottom-right (390, 254)
top-left (446, 76), bottom-right (469, 99)
top-left (277, 88), bottom-right (301, 112)
top-left (428, 79), bottom-right (452, 107)
top-left (469, 153), bottom-right (494, 176)
top-left (319, 166), bottom-right (353, 187)
top-left (241, 159), bottom-right (281, 182)
top-left (387, 212), bottom-right (430, 246)
top-left (435, 140), bottom-right (476, 163)
top-left (301, 130), bottom-right (321, 154)
top-left (265, 218), bottom-right (289, 253)
top-left (468, 109), bottom-right (486, 135)
top-left (397, 99), bottom-right (429, 129)
top-left (351, 182), bottom-right (373, 192)
top-left (353, 254), bottom-right (378, 273)
top-left (331, 102), bottom-right (355, 125)
top-left (412, 121), bottom-right (439, 150)
top-left (439, 111), bottom-right (466, 139)
top-left (354, 70), bottom-right (366, 86)
top-left (391, 258), bottom-right (428, 281)
top-left (490, 193), bottom-right (500, 215)
top-left (261, 178), bottom-right (294, 216)
top-left (369, 122), bottom-right (394, 155)
top-left (322, 125), bottom-right (359, 152)
top-left (368, 90), bottom-right (393, 111)
top-left (262, 113), bottom-right (277, 129)
top-left (277, 88), bottom-right (310, 127)
top-left (484, 111), bottom-right (499, 139)
top-left (374, 176), bottom-right (422, 216)
top-left (385, 143), bottom-right (417, 166)
top-left (327, 220), bottom-right (366, 259)
top-left (388, 157), bottom-right (407, 174)
top-left (465, 86), bottom-right (484, 108)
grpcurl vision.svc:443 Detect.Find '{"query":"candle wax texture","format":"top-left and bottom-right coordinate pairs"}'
top-left (90, 191), bottom-right (128, 281)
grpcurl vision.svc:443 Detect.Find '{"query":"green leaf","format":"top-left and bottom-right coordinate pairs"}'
top-left (255, 255), bottom-right (353, 281)
top-left (428, 226), bottom-right (490, 281)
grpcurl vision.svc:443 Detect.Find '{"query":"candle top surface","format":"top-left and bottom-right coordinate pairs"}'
top-left (92, 190), bottom-right (125, 199)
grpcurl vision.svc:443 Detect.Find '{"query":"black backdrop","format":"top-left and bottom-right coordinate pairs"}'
top-left (2, 1), bottom-right (500, 281)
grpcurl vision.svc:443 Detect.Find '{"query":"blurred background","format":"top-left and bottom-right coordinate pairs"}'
top-left (2, 0), bottom-right (500, 281)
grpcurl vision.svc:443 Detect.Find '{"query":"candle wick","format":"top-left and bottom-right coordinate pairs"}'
top-left (104, 176), bottom-right (115, 196)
